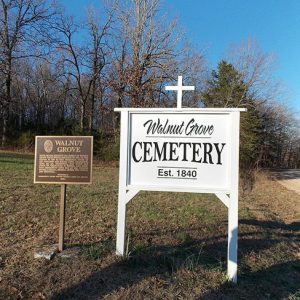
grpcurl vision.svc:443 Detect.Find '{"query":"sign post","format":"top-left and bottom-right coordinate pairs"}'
top-left (34, 136), bottom-right (93, 252)
top-left (115, 76), bottom-right (245, 282)
top-left (59, 184), bottom-right (67, 252)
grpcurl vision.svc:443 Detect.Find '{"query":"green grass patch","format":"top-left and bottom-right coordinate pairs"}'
top-left (82, 239), bottom-right (115, 260)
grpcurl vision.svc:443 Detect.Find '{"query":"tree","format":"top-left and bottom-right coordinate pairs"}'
top-left (85, 6), bottom-right (113, 133)
top-left (226, 38), bottom-right (281, 104)
top-left (256, 103), bottom-right (300, 168)
top-left (203, 60), bottom-right (300, 171)
top-left (0, 0), bottom-right (56, 145)
top-left (54, 6), bottom-right (112, 133)
top-left (14, 60), bottom-right (65, 132)
top-left (203, 60), bottom-right (261, 170)
top-left (203, 60), bottom-right (249, 107)
top-left (109, 0), bottom-right (179, 110)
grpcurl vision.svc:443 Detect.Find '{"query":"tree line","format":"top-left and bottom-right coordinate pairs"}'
top-left (0, 0), bottom-right (299, 168)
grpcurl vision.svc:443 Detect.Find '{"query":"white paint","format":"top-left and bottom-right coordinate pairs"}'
top-left (215, 193), bottom-right (230, 208)
top-left (128, 112), bottom-right (230, 190)
top-left (116, 111), bottom-right (129, 256)
top-left (115, 103), bottom-right (245, 283)
top-left (165, 76), bottom-right (195, 108)
top-left (227, 111), bottom-right (240, 283)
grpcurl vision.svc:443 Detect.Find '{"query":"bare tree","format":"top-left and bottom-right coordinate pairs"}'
top-left (0, 0), bottom-right (56, 145)
top-left (225, 39), bottom-right (300, 168)
top-left (173, 44), bottom-right (207, 108)
top-left (85, 6), bottom-right (113, 132)
top-left (54, 6), bottom-right (112, 132)
top-left (54, 16), bottom-right (85, 130)
top-left (109, 0), bottom-right (179, 109)
top-left (226, 38), bottom-right (282, 105)
top-left (254, 102), bottom-right (300, 168)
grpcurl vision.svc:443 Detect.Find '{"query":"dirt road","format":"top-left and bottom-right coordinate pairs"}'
top-left (272, 169), bottom-right (300, 195)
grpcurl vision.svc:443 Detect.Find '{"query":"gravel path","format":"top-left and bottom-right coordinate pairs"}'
top-left (272, 169), bottom-right (300, 195)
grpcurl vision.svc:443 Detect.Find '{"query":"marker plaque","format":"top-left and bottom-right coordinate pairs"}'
top-left (34, 136), bottom-right (93, 184)
top-left (34, 136), bottom-right (93, 251)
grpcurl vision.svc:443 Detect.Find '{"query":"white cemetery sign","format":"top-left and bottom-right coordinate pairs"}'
top-left (115, 76), bottom-right (246, 283)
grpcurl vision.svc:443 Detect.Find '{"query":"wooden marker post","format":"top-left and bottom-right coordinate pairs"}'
top-left (59, 184), bottom-right (67, 252)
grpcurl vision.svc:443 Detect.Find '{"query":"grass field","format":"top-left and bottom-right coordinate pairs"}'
top-left (0, 152), bottom-right (299, 299)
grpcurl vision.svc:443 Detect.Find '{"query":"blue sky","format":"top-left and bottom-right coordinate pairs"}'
top-left (61, 0), bottom-right (300, 111)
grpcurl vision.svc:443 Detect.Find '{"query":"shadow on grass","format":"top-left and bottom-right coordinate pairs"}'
top-left (201, 259), bottom-right (300, 299)
top-left (240, 219), bottom-right (300, 232)
top-left (51, 218), bottom-right (300, 300)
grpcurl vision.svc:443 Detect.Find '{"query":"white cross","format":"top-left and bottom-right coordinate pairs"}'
top-left (165, 76), bottom-right (195, 108)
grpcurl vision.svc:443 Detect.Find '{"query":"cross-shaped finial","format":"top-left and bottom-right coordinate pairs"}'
top-left (165, 76), bottom-right (195, 108)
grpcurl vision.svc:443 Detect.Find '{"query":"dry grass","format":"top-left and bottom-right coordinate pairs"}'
top-left (0, 153), bottom-right (299, 299)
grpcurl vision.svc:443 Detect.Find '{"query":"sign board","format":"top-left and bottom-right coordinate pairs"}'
top-left (115, 107), bottom-right (245, 283)
top-left (115, 76), bottom-right (246, 283)
top-left (128, 112), bottom-right (231, 191)
top-left (34, 136), bottom-right (93, 184)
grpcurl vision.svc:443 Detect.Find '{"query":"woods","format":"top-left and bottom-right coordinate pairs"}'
top-left (0, 0), bottom-right (299, 168)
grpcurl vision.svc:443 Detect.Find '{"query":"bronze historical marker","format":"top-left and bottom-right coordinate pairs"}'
top-left (34, 136), bottom-right (93, 184)
top-left (34, 136), bottom-right (93, 252)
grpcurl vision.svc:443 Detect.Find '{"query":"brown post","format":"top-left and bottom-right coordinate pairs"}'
top-left (58, 184), bottom-right (67, 252)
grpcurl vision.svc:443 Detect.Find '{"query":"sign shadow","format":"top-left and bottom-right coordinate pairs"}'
top-left (51, 218), bottom-right (299, 299)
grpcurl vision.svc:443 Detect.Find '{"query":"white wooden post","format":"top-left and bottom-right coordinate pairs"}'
top-left (116, 197), bottom-right (127, 256)
top-left (116, 111), bottom-right (129, 255)
top-left (227, 111), bottom-right (240, 283)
